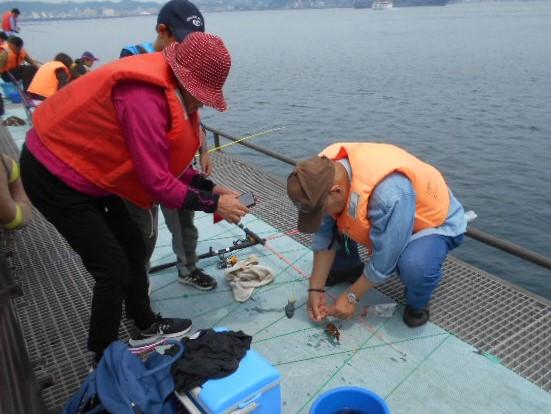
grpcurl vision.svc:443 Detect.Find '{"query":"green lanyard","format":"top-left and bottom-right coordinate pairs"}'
top-left (344, 235), bottom-right (351, 256)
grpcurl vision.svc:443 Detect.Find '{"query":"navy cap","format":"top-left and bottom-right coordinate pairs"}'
top-left (81, 51), bottom-right (99, 61)
top-left (157, 0), bottom-right (205, 42)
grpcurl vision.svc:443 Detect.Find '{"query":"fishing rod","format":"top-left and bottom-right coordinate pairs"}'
top-left (150, 126), bottom-right (284, 273)
top-left (207, 126), bottom-right (286, 153)
top-left (149, 223), bottom-right (266, 273)
top-left (193, 126), bottom-right (286, 160)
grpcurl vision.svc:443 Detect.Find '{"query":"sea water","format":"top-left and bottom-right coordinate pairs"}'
top-left (20, 2), bottom-right (551, 299)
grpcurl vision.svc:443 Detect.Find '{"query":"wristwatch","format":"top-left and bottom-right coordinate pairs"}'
top-left (347, 292), bottom-right (359, 305)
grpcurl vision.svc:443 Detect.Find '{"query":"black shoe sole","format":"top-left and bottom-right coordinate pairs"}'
top-left (178, 277), bottom-right (217, 290)
top-left (128, 324), bottom-right (193, 347)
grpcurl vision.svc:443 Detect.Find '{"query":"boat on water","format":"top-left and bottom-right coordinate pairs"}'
top-left (372, 0), bottom-right (394, 10)
top-left (354, 0), bottom-right (447, 8)
top-left (1, 87), bottom-right (551, 413)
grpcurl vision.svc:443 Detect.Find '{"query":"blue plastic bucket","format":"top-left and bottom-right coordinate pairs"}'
top-left (1, 82), bottom-right (22, 104)
top-left (309, 386), bottom-right (391, 414)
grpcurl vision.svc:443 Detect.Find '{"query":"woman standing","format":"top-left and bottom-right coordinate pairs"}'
top-left (20, 33), bottom-right (248, 363)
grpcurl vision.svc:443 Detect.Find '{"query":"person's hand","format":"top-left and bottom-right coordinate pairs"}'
top-left (216, 194), bottom-right (248, 224)
top-left (308, 291), bottom-right (329, 322)
top-left (327, 292), bottom-right (357, 320)
top-left (0, 155), bottom-right (32, 228)
top-left (199, 151), bottom-right (213, 177)
top-left (213, 185), bottom-right (239, 196)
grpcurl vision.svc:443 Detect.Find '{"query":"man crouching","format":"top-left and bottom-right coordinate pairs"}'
top-left (287, 142), bottom-right (466, 328)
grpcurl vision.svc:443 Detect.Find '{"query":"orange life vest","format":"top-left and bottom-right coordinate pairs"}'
top-left (27, 61), bottom-right (69, 98)
top-left (320, 143), bottom-right (450, 249)
top-left (0, 43), bottom-right (27, 73)
top-left (1, 12), bottom-right (14, 32)
top-left (34, 52), bottom-right (200, 208)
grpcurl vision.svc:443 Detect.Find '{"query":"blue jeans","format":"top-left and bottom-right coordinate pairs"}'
top-left (332, 234), bottom-right (464, 310)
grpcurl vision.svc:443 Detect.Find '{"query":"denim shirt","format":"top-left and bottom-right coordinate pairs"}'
top-left (311, 159), bottom-right (467, 285)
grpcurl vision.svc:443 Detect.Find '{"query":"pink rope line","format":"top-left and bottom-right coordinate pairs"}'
top-left (264, 234), bottom-right (404, 356)
top-left (265, 229), bottom-right (300, 241)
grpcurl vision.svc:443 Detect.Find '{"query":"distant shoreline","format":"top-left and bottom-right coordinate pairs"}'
top-left (22, 14), bottom-right (156, 24)
top-left (15, 2), bottom-right (450, 25)
top-left (19, 7), bottom-right (358, 24)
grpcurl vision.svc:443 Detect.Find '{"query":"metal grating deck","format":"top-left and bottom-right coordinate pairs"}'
top-left (1, 124), bottom-right (550, 411)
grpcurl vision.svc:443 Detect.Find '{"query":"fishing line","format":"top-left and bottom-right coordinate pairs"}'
top-left (294, 317), bottom-right (394, 414)
top-left (196, 126), bottom-right (286, 155)
top-left (274, 331), bottom-right (448, 368)
top-left (261, 234), bottom-right (406, 356)
top-left (384, 334), bottom-right (451, 400)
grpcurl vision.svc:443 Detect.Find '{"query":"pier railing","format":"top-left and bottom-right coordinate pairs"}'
top-left (204, 124), bottom-right (551, 272)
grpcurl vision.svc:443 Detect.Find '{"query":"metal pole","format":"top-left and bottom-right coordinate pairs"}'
top-left (202, 124), bottom-right (551, 272)
top-left (466, 227), bottom-right (551, 271)
top-left (203, 125), bottom-right (297, 166)
top-left (149, 261), bottom-right (176, 274)
top-left (213, 132), bottom-right (220, 150)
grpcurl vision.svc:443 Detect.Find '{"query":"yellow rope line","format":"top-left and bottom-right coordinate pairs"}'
top-left (206, 126), bottom-right (286, 154)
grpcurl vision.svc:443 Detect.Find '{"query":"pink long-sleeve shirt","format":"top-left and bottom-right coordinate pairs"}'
top-left (26, 80), bottom-right (218, 211)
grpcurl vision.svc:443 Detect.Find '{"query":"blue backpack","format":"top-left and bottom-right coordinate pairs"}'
top-left (63, 340), bottom-right (184, 414)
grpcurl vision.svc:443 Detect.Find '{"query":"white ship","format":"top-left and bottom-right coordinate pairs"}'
top-left (372, 0), bottom-right (393, 9)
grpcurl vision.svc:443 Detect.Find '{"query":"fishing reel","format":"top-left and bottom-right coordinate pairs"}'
top-left (217, 254), bottom-right (238, 269)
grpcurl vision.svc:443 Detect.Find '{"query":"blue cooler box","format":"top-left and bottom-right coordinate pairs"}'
top-left (176, 348), bottom-right (282, 414)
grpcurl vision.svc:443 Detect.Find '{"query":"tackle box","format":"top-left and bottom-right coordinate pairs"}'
top-left (175, 347), bottom-right (281, 414)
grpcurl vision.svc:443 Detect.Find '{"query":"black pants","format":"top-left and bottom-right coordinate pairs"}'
top-left (1, 65), bottom-right (39, 90)
top-left (20, 146), bottom-right (156, 355)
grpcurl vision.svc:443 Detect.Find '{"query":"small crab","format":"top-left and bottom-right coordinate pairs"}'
top-left (325, 322), bottom-right (340, 342)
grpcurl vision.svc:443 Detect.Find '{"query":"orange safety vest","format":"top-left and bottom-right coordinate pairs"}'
top-left (320, 143), bottom-right (450, 249)
top-left (1, 12), bottom-right (14, 32)
top-left (0, 43), bottom-right (27, 73)
top-left (27, 61), bottom-right (69, 98)
top-left (34, 52), bottom-right (201, 208)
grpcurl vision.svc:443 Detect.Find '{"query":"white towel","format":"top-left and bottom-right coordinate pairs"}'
top-left (224, 256), bottom-right (274, 302)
